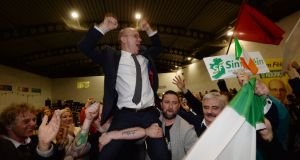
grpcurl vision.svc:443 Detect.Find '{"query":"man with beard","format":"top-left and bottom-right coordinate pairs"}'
top-left (98, 90), bottom-right (197, 160)
top-left (159, 90), bottom-right (198, 160)
top-left (0, 103), bottom-right (61, 160)
top-left (172, 75), bottom-right (227, 136)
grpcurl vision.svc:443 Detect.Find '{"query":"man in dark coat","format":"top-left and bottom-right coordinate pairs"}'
top-left (0, 103), bottom-right (61, 160)
top-left (79, 15), bottom-right (169, 160)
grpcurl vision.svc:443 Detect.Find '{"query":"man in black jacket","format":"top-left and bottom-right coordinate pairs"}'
top-left (172, 75), bottom-right (226, 137)
top-left (0, 103), bottom-right (61, 160)
top-left (79, 15), bottom-right (169, 160)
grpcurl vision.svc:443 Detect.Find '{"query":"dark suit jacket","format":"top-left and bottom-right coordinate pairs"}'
top-left (178, 90), bottom-right (205, 137)
top-left (183, 90), bottom-right (203, 115)
top-left (257, 101), bottom-right (287, 160)
top-left (289, 78), bottom-right (300, 99)
top-left (79, 27), bottom-right (162, 124)
top-left (0, 136), bottom-right (60, 160)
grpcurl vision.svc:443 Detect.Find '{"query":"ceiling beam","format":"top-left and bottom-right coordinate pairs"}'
top-left (14, 43), bottom-right (190, 63)
top-left (1, 21), bottom-right (214, 41)
top-left (0, 23), bottom-right (70, 40)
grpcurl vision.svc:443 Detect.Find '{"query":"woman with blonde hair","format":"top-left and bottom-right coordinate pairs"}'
top-left (56, 104), bottom-right (100, 160)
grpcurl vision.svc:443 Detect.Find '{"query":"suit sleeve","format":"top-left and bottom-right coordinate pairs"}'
top-left (178, 109), bottom-right (203, 137)
top-left (183, 90), bottom-right (203, 116)
top-left (78, 27), bottom-right (113, 65)
top-left (144, 34), bottom-right (162, 58)
top-left (288, 78), bottom-right (300, 99)
top-left (31, 136), bottom-right (64, 160)
top-left (256, 102), bottom-right (286, 159)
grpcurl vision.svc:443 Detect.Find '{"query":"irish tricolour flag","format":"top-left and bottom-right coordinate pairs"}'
top-left (235, 37), bottom-right (259, 75)
top-left (185, 78), bottom-right (265, 160)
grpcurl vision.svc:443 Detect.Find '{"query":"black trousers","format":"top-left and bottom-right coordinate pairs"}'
top-left (98, 107), bottom-right (170, 160)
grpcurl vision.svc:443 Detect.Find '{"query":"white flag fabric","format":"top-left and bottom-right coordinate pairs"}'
top-left (282, 17), bottom-right (300, 69)
top-left (185, 78), bottom-right (265, 160)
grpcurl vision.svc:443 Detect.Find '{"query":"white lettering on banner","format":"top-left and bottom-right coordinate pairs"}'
top-left (203, 52), bottom-right (269, 80)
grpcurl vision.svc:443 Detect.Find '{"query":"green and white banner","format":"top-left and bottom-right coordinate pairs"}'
top-left (185, 78), bottom-right (265, 160)
top-left (203, 52), bottom-right (269, 80)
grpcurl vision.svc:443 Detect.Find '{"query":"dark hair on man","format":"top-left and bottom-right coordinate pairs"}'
top-left (0, 103), bottom-right (35, 135)
top-left (162, 90), bottom-right (179, 101)
top-left (209, 89), bottom-right (219, 93)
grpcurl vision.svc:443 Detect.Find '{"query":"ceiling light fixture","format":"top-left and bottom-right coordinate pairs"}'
top-left (135, 12), bottom-right (142, 20)
top-left (71, 11), bottom-right (79, 19)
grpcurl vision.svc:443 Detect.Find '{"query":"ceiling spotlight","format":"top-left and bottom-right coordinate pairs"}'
top-left (135, 12), bottom-right (142, 20)
top-left (227, 31), bottom-right (233, 36)
top-left (187, 57), bottom-right (192, 61)
top-left (71, 11), bottom-right (79, 19)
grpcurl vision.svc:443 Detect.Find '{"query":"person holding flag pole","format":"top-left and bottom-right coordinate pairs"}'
top-left (234, 33), bottom-right (290, 158)
top-left (184, 71), bottom-right (287, 160)
top-left (187, 1), bottom-right (289, 158)
top-left (185, 33), bottom-right (288, 159)
top-left (237, 71), bottom-right (287, 160)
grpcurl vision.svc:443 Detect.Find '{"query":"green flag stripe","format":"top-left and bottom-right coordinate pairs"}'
top-left (234, 37), bottom-right (242, 60)
top-left (229, 78), bottom-right (265, 127)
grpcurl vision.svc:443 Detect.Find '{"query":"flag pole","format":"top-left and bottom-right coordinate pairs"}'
top-left (225, 1), bottom-right (247, 55)
top-left (225, 35), bottom-right (234, 55)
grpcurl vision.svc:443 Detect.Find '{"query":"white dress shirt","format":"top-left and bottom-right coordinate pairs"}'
top-left (94, 25), bottom-right (157, 109)
top-left (201, 119), bottom-right (208, 128)
top-left (116, 51), bottom-right (155, 109)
